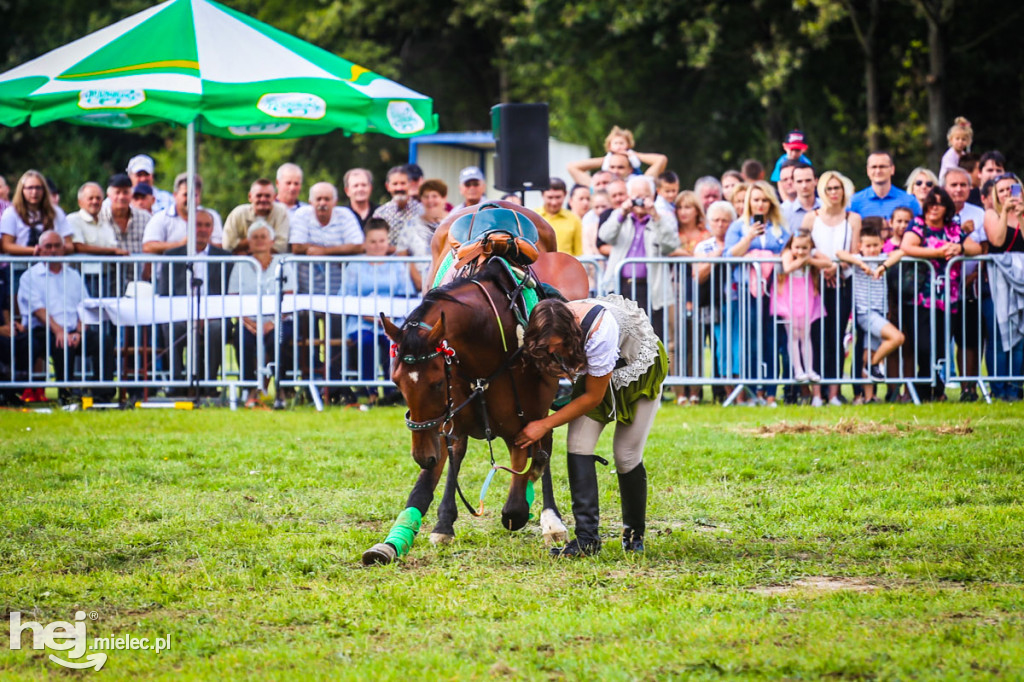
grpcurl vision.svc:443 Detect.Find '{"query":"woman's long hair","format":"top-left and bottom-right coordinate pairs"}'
top-left (522, 299), bottom-right (588, 378)
top-left (12, 170), bottom-right (56, 232)
top-left (740, 180), bottom-right (784, 227)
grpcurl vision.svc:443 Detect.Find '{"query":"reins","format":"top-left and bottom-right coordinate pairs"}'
top-left (395, 274), bottom-right (534, 517)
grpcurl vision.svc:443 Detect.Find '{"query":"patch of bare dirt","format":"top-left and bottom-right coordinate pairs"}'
top-left (748, 576), bottom-right (882, 596)
top-left (746, 418), bottom-right (973, 437)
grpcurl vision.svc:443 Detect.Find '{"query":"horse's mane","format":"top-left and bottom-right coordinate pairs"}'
top-left (399, 258), bottom-right (512, 357)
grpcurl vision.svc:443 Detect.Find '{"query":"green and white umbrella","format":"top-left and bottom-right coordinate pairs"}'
top-left (0, 0), bottom-right (437, 256)
top-left (0, 0), bottom-right (437, 139)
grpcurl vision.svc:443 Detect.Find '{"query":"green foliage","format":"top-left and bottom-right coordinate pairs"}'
top-left (2, 0), bottom-right (1023, 214)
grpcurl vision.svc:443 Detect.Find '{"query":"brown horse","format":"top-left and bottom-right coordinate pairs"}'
top-left (362, 255), bottom-right (586, 564)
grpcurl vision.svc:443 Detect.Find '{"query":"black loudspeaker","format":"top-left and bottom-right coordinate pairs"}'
top-left (491, 103), bottom-right (550, 192)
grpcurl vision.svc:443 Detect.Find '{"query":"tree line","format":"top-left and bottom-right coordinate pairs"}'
top-left (2, 0), bottom-right (1021, 214)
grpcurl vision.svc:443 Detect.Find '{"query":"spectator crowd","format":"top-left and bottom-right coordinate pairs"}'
top-left (2, 116), bottom-right (1023, 407)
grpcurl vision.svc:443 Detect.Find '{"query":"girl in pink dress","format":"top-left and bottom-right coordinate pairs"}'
top-left (772, 230), bottom-right (829, 400)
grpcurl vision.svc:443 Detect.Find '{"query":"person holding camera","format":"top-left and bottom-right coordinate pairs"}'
top-left (598, 175), bottom-right (681, 341)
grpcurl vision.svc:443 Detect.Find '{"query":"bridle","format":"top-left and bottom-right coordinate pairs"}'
top-left (395, 319), bottom-right (525, 440)
top-left (395, 321), bottom-right (461, 433)
top-left (393, 315), bottom-right (530, 516)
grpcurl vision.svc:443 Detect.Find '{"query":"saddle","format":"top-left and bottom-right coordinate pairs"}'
top-left (447, 203), bottom-right (541, 271)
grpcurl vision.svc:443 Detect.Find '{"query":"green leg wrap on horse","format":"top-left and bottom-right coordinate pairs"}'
top-left (384, 507), bottom-right (423, 557)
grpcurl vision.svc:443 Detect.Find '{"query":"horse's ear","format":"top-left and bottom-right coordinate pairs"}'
top-left (380, 314), bottom-right (402, 343)
top-left (428, 313), bottom-right (446, 344)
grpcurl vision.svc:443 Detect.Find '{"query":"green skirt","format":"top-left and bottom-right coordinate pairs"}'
top-left (572, 340), bottom-right (668, 425)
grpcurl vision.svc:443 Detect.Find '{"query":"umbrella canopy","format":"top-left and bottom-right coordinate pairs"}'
top-left (0, 0), bottom-right (437, 139)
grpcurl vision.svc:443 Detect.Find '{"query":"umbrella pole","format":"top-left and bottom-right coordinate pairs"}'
top-left (187, 120), bottom-right (197, 257)
top-left (186, 120), bottom-right (198, 398)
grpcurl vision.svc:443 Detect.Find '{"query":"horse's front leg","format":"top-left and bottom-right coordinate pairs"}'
top-left (500, 441), bottom-right (533, 531)
top-left (430, 436), bottom-right (468, 545)
top-left (538, 432), bottom-right (568, 546)
top-left (362, 444), bottom-right (448, 565)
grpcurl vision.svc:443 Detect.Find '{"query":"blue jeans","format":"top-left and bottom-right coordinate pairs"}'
top-left (983, 297), bottom-right (1024, 400)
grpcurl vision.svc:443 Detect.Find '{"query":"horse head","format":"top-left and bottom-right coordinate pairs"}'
top-left (381, 311), bottom-right (454, 470)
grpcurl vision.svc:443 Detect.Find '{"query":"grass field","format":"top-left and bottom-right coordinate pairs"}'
top-left (2, 401), bottom-right (1023, 680)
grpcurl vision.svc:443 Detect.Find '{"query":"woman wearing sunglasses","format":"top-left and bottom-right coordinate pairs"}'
top-left (904, 167), bottom-right (940, 211)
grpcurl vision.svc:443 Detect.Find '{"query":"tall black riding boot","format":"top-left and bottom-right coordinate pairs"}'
top-left (551, 453), bottom-right (601, 557)
top-left (618, 461), bottom-right (647, 552)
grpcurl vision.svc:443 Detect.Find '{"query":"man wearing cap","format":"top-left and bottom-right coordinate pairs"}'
top-left (372, 166), bottom-right (424, 252)
top-left (452, 166), bottom-right (487, 212)
top-left (131, 184), bottom-right (156, 214)
top-left (275, 162), bottom-right (306, 214)
top-left (143, 173), bottom-right (224, 254)
top-left (126, 154), bottom-right (174, 214)
top-left (770, 130), bottom-right (814, 183)
top-left (223, 178), bottom-right (291, 255)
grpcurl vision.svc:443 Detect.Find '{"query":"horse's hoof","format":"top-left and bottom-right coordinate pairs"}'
top-left (540, 508), bottom-right (568, 546)
top-left (361, 542), bottom-right (398, 566)
top-left (429, 532), bottom-right (455, 546)
top-left (502, 510), bottom-right (529, 531)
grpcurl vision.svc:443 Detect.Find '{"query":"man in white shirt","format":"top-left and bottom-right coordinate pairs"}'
top-left (69, 182), bottom-right (124, 256)
top-left (290, 182), bottom-right (364, 294)
top-left (17, 230), bottom-right (114, 401)
top-left (142, 173), bottom-right (224, 254)
top-left (946, 166), bottom-right (987, 401)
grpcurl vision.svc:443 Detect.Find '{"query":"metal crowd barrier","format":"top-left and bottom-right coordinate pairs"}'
top-left (272, 255), bottom-right (428, 410)
top-left (611, 255), bottom-right (944, 405)
top-left (1, 255), bottom-right (264, 407)
top-left (944, 255), bottom-right (1024, 403)
top-left (4, 253), bottom-right (1022, 408)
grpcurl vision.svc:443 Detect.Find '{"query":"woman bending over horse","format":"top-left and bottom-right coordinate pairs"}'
top-left (514, 295), bottom-right (668, 556)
